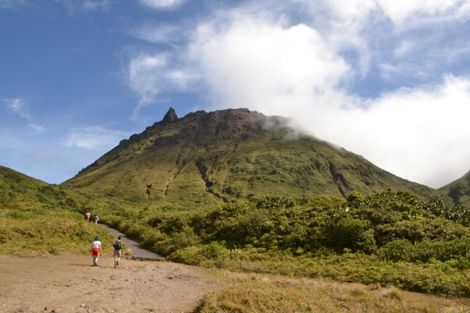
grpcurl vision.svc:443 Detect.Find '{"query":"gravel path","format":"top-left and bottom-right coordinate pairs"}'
top-left (100, 224), bottom-right (164, 261)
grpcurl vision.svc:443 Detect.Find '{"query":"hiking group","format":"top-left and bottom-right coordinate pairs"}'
top-left (89, 235), bottom-right (124, 268)
top-left (84, 212), bottom-right (100, 224)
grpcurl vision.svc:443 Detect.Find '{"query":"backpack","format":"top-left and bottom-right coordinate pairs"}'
top-left (113, 241), bottom-right (122, 250)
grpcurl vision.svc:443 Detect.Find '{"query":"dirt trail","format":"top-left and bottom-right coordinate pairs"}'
top-left (0, 254), bottom-right (220, 313)
top-left (100, 224), bottom-right (164, 261)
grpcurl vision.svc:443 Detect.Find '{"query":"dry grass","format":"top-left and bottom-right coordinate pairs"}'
top-left (198, 271), bottom-right (470, 313)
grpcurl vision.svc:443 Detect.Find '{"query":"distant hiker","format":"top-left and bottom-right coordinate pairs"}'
top-left (90, 236), bottom-right (102, 266)
top-left (113, 236), bottom-right (124, 268)
top-left (94, 215), bottom-right (100, 224)
top-left (146, 183), bottom-right (152, 199)
top-left (84, 212), bottom-right (91, 222)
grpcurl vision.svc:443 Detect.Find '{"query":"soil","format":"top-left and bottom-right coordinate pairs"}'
top-left (0, 254), bottom-right (220, 313)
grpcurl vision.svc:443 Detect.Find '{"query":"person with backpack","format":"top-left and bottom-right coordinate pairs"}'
top-left (90, 236), bottom-right (102, 266)
top-left (113, 236), bottom-right (124, 268)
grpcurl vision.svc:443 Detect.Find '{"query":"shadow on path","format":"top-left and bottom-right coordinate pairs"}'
top-left (100, 224), bottom-right (165, 261)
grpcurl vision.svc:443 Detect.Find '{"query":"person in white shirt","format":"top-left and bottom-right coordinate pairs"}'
top-left (90, 236), bottom-right (102, 266)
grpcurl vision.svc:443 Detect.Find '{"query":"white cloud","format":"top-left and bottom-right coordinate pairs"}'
top-left (128, 53), bottom-right (168, 107)
top-left (188, 16), bottom-right (350, 110)
top-left (0, 0), bottom-right (28, 9)
top-left (0, 124), bottom-right (129, 183)
top-left (186, 17), bottom-right (470, 187)
top-left (83, 0), bottom-right (112, 12)
top-left (377, 0), bottom-right (469, 25)
top-left (140, 0), bottom-right (185, 10)
top-left (127, 53), bottom-right (197, 115)
top-left (134, 24), bottom-right (188, 45)
top-left (64, 126), bottom-right (127, 150)
top-left (126, 1), bottom-right (470, 187)
top-left (4, 97), bottom-right (31, 120)
top-left (29, 123), bottom-right (45, 134)
top-left (287, 75), bottom-right (470, 189)
top-left (4, 98), bottom-right (45, 133)
top-left (5, 97), bottom-right (25, 112)
top-left (184, 11), bottom-right (470, 187)
top-left (300, 0), bottom-right (470, 28)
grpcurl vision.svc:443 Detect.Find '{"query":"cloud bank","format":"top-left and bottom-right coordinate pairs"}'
top-left (0, 0), bottom-right (29, 9)
top-left (3, 97), bottom-right (44, 133)
top-left (83, 0), bottom-right (112, 12)
top-left (140, 0), bottom-right (185, 10)
top-left (127, 0), bottom-right (470, 188)
top-left (64, 126), bottom-right (127, 150)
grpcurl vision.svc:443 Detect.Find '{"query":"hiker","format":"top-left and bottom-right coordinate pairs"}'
top-left (113, 236), bottom-right (124, 268)
top-left (90, 236), bottom-right (102, 266)
top-left (84, 212), bottom-right (91, 222)
top-left (94, 215), bottom-right (100, 224)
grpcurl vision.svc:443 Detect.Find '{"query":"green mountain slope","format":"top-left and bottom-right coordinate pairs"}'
top-left (0, 166), bottom-right (111, 255)
top-left (0, 165), bottom-right (52, 210)
top-left (440, 171), bottom-right (470, 207)
top-left (65, 108), bottom-right (433, 207)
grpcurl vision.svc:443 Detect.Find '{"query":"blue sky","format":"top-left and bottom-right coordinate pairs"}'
top-left (2, 0), bottom-right (470, 188)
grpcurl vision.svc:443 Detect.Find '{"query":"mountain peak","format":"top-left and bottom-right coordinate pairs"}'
top-left (161, 107), bottom-right (178, 123)
top-left (68, 107), bottom-right (434, 206)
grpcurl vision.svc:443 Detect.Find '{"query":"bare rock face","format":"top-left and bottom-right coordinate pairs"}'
top-left (161, 107), bottom-right (178, 123)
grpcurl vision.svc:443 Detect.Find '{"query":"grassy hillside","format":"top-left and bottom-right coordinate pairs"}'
top-left (65, 108), bottom-right (434, 209)
top-left (437, 171), bottom-right (470, 226)
top-left (98, 191), bottom-right (470, 297)
top-left (440, 171), bottom-right (470, 206)
top-left (1, 165), bottom-right (54, 209)
top-left (0, 166), bottom-right (111, 255)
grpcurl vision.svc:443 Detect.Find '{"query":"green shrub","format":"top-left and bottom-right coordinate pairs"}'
top-left (92, 192), bottom-right (470, 296)
top-left (379, 239), bottom-right (414, 262)
top-left (202, 241), bottom-right (229, 260)
top-left (169, 246), bottom-right (204, 265)
top-left (325, 216), bottom-right (373, 252)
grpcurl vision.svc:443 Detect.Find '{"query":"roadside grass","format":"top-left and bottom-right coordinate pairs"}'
top-left (197, 272), bottom-right (470, 313)
top-left (0, 208), bottom-right (112, 255)
top-left (172, 248), bottom-right (470, 297)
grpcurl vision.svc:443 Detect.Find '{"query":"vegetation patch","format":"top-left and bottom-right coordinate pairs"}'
top-left (196, 273), bottom-right (470, 313)
top-left (0, 168), bottom-right (112, 255)
top-left (0, 208), bottom-right (112, 255)
top-left (98, 191), bottom-right (470, 296)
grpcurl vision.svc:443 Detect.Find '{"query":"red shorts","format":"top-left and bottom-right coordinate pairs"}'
top-left (91, 248), bottom-right (100, 256)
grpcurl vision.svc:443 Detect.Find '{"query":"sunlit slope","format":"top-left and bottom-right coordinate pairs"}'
top-left (65, 108), bottom-right (433, 207)
top-left (0, 166), bottom-right (111, 255)
top-left (0, 165), bottom-right (60, 209)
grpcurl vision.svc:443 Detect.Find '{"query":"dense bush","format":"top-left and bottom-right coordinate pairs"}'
top-left (99, 191), bottom-right (470, 296)
top-left (135, 192), bottom-right (469, 261)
